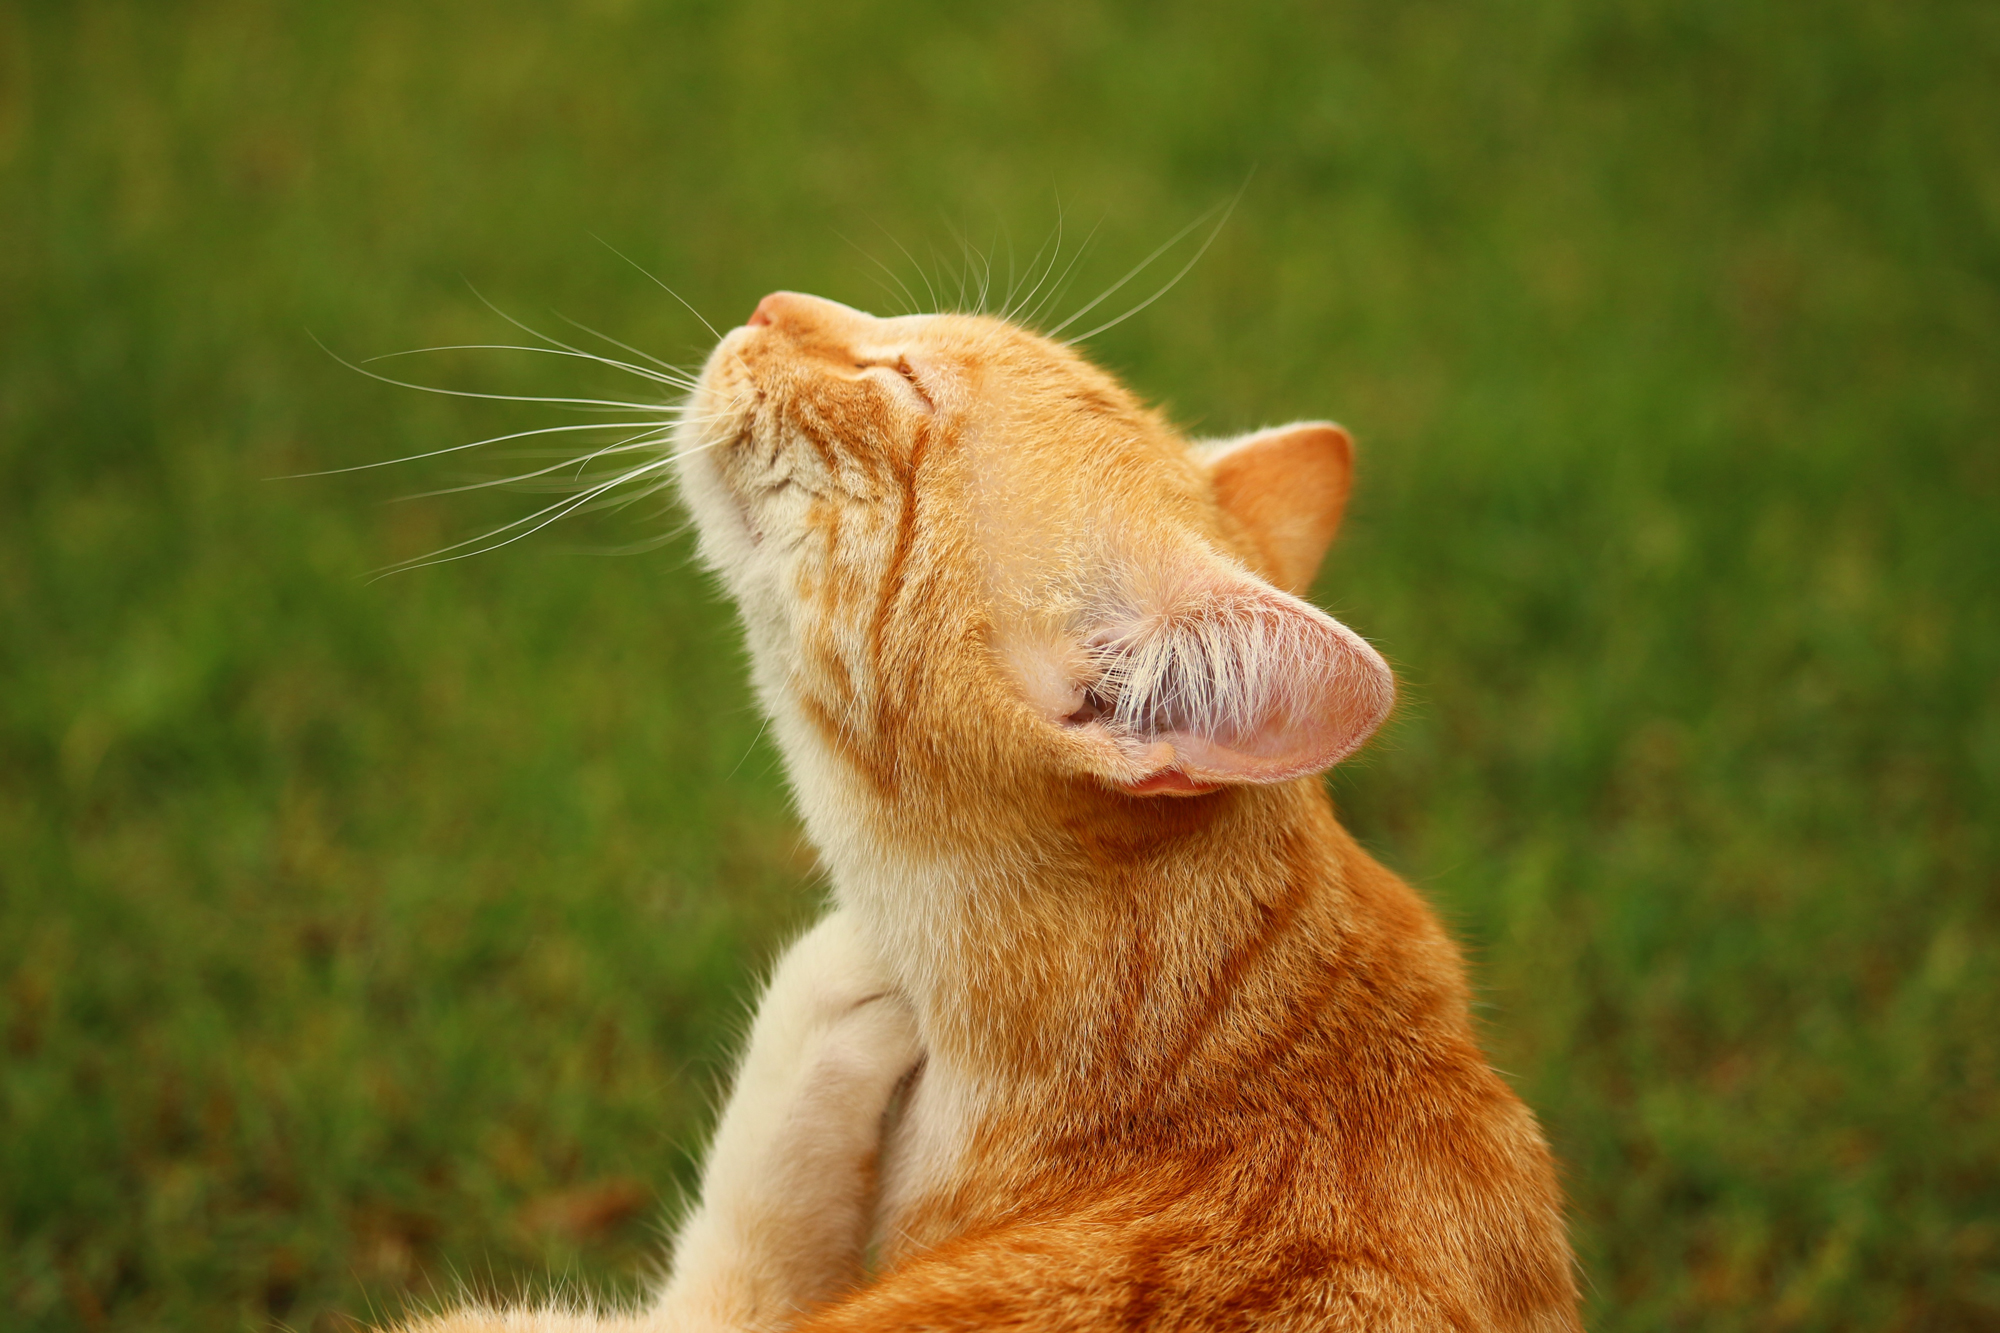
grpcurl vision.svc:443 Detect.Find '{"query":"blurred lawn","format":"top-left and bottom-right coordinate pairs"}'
top-left (3, 1), bottom-right (1996, 1329)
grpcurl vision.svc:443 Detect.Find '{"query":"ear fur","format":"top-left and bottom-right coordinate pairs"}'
top-left (1046, 557), bottom-right (1395, 795)
top-left (1203, 422), bottom-right (1354, 595)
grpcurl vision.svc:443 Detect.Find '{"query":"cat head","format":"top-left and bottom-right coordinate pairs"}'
top-left (675, 292), bottom-right (1392, 833)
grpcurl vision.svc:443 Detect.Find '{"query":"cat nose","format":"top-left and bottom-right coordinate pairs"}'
top-left (747, 292), bottom-right (801, 328)
top-left (745, 291), bottom-right (874, 335)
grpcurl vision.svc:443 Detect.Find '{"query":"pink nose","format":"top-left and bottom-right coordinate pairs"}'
top-left (747, 292), bottom-right (794, 328)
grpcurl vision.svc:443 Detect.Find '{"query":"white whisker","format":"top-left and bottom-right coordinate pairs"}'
top-left (665, 431), bottom-right (744, 461)
top-left (1001, 210), bottom-right (1064, 324)
top-left (272, 419), bottom-right (670, 480)
top-left (363, 343), bottom-right (694, 390)
top-left (374, 478), bottom-right (633, 575)
top-left (592, 474), bottom-right (677, 515)
top-left (878, 224), bottom-right (941, 312)
top-left (480, 470), bottom-right (664, 495)
top-left (1024, 212), bottom-right (1104, 331)
top-left (969, 225), bottom-right (994, 314)
top-left (314, 334), bottom-right (674, 413)
top-left (472, 441), bottom-right (676, 464)
top-left (971, 227), bottom-right (995, 313)
top-left (998, 220), bottom-right (1022, 316)
top-left (936, 235), bottom-right (968, 312)
top-left (463, 284), bottom-right (702, 386)
top-left (840, 229), bottom-right (922, 317)
top-left (316, 267), bottom-right (730, 576)
top-left (373, 457), bottom-right (677, 578)
top-left (591, 234), bottom-right (723, 342)
top-left (1065, 187), bottom-right (1242, 345)
top-left (1044, 202), bottom-right (1227, 340)
top-left (552, 525), bottom-right (689, 558)
top-left (551, 312), bottom-right (690, 376)
top-left (392, 428), bottom-right (674, 499)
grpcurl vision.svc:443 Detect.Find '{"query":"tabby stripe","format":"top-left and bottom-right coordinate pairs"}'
top-left (863, 418), bottom-right (931, 796)
top-left (1149, 827), bottom-right (1317, 1093)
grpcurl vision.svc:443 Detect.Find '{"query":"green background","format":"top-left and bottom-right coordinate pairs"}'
top-left (3, 2), bottom-right (1995, 1328)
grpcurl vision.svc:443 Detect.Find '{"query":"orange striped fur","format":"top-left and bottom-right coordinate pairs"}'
top-left (398, 293), bottom-right (1578, 1333)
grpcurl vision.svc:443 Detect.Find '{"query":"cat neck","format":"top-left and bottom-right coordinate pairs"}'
top-left (815, 773), bottom-right (1368, 1084)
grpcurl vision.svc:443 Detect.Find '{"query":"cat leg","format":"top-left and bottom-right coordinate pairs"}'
top-left (652, 908), bottom-right (921, 1331)
top-left (390, 911), bottom-right (918, 1333)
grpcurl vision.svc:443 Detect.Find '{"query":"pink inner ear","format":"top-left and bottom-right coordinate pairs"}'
top-left (1176, 612), bottom-right (1393, 783)
top-left (1101, 580), bottom-right (1396, 791)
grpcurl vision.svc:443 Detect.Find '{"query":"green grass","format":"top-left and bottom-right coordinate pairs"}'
top-left (3, 1), bottom-right (1995, 1328)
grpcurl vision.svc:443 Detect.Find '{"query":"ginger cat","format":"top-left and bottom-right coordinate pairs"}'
top-left (401, 292), bottom-right (1579, 1332)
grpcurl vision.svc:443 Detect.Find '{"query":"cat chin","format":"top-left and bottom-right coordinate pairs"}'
top-left (674, 451), bottom-right (766, 584)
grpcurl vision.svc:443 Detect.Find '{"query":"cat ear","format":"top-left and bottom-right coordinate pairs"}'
top-left (1044, 559), bottom-right (1395, 796)
top-left (1202, 422), bottom-right (1354, 595)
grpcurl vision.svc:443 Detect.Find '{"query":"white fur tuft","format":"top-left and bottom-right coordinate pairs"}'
top-left (1083, 559), bottom-right (1393, 771)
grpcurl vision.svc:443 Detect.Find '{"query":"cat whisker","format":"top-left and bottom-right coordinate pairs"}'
top-left (372, 457), bottom-right (675, 578)
top-left (947, 224), bottom-right (975, 313)
top-left (473, 442), bottom-right (673, 464)
top-left (550, 525), bottom-right (690, 558)
top-left (922, 240), bottom-right (956, 314)
top-left (362, 343), bottom-right (695, 391)
top-left (487, 470), bottom-right (663, 502)
top-left (1044, 201), bottom-right (1228, 340)
top-left (591, 474), bottom-right (677, 515)
top-left (968, 226), bottom-right (996, 314)
top-left (590, 234), bottom-right (723, 343)
top-left (316, 335), bottom-right (676, 413)
top-left (489, 472), bottom-right (664, 496)
top-left (666, 431), bottom-right (745, 461)
top-left (995, 219), bottom-right (1020, 316)
top-left (562, 433), bottom-right (678, 485)
top-left (465, 284), bottom-right (705, 387)
top-left (464, 282), bottom-right (703, 387)
top-left (373, 487), bottom-right (624, 576)
top-left (392, 428), bottom-right (674, 499)
top-left (328, 282), bottom-right (725, 572)
top-left (272, 418), bottom-right (671, 480)
top-left (939, 232), bottom-right (973, 313)
top-left (1000, 210), bottom-right (1065, 325)
top-left (1021, 209), bottom-right (1084, 325)
top-left (1023, 213), bottom-right (1103, 332)
top-left (855, 266), bottom-right (913, 317)
top-left (841, 230), bottom-right (923, 318)
top-left (1064, 187), bottom-right (1243, 345)
top-left (876, 223), bottom-right (942, 313)
top-left (551, 312), bottom-right (692, 376)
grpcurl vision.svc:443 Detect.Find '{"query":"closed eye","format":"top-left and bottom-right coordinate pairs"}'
top-left (893, 358), bottom-right (936, 410)
top-left (854, 357), bottom-right (935, 412)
